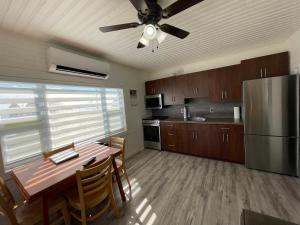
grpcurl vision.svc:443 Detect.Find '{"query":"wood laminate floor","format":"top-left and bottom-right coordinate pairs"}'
top-left (91, 150), bottom-right (300, 225)
top-left (1, 150), bottom-right (300, 225)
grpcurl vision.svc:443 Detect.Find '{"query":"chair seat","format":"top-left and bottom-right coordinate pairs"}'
top-left (65, 188), bottom-right (109, 210)
top-left (16, 196), bottom-right (66, 225)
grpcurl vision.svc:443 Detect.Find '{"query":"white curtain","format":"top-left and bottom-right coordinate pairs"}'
top-left (0, 81), bottom-right (126, 169)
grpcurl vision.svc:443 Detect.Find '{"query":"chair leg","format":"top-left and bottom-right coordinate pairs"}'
top-left (123, 168), bottom-right (131, 193)
top-left (61, 202), bottom-right (71, 225)
top-left (110, 189), bottom-right (120, 218)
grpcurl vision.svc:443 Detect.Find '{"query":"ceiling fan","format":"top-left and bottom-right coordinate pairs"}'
top-left (99, 0), bottom-right (205, 48)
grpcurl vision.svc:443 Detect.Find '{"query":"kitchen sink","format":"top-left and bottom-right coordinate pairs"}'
top-left (188, 116), bottom-right (206, 122)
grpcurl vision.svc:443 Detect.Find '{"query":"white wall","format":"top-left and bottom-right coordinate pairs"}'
top-left (148, 43), bottom-right (289, 80)
top-left (0, 29), bottom-right (149, 176)
top-left (286, 28), bottom-right (300, 74)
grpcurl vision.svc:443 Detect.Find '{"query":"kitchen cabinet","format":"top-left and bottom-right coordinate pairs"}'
top-left (161, 122), bottom-right (187, 153)
top-left (161, 76), bottom-right (184, 106)
top-left (186, 123), bottom-right (210, 157)
top-left (145, 79), bottom-right (162, 95)
top-left (209, 65), bottom-right (242, 102)
top-left (241, 52), bottom-right (289, 80)
top-left (161, 121), bottom-right (245, 163)
top-left (183, 71), bottom-right (209, 99)
top-left (209, 124), bottom-right (244, 163)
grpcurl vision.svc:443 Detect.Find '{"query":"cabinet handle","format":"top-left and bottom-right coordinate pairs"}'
top-left (168, 144), bottom-right (175, 147)
top-left (221, 90), bottom-right (224, 100)
top-left (196, 132), bottom-right (198, 139)
top-left (196, 87), bottom-right (198, 94)
top-left (167, 124), bottom-right (173, 127)
top-left (264, 67), bottom-right (267, 78)
top-left (226, 134), bottom-right (229, 143)
top-left (192, 131), bottom-right (195, 139)
top-left (220, 128), bottom-right (230, 130)
top-left (260, 68), bottom-right (263, 78)
top-left (168, 133), bottom-right (175, 136)
top-left (173, 96), bottom-right (175, 102)
top-left (225, 90), bottom-right (228, 99)
top-left (222, 133), bottom-right (225, 143)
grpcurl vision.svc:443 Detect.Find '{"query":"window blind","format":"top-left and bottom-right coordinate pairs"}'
top-left (0, 81), bottom-right (126, 169)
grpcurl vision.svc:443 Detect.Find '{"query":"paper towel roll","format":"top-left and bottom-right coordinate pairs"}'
top-left (234, 107), bottom-right (240, 119)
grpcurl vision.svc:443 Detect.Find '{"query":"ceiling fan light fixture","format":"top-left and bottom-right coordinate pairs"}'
top-left (157, 29), bottom-right (167, 44)
top-left (143, 24), bottom-right (157, 40)
top-left (139, 35), bottom-right (150, 46)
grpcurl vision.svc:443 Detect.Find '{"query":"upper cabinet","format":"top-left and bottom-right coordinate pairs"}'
top-left (241, 52), bottom-right (289, 80)
top-left (161, 76), bottom-right (184, 106)
top-left (145, 52), bottom-right (290, 106)
top-left (145, 79), bottom-right (162, 95)
top-left (183, 71), bottom-right (209, 99)
top-left (209, 65), bottom-right (242, 102)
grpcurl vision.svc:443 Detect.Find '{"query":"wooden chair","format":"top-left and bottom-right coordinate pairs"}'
top-left (109, 136), bottom-right (131, 192)
top-left (43, 143), bottom-right (75, 159)
top-left (0, 177), bottom-right (70, 225)
top-left (65, 156), bottom-right (119, 225)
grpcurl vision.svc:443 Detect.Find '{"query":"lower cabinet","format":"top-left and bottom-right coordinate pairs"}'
top-left (161, 122), bottom-right (245, 163)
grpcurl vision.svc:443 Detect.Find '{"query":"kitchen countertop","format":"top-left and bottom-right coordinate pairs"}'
top-left (161, 117), bottom-right (244, 125)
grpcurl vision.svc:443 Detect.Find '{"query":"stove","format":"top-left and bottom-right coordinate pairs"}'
top-left (142, 116), bottom-right (168, 150)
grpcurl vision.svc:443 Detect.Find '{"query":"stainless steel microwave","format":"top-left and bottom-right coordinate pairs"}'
top-left (145, 94), bottom-right (163, 109)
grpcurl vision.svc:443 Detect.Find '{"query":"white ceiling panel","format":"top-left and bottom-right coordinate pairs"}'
top-left (0, 0), bottom-right (300, 72)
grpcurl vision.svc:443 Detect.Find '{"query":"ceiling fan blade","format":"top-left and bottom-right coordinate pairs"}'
top-left (99, 22), bottom-right (141, 32)
top-left (159, 24), bottom-right (189, 39)
top-left (163, 0), bottom-right (205, 18)
top-left (128, 0), bottom-right (147, 11)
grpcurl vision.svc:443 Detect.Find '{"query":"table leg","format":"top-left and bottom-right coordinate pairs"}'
top-left (112, 157), bottom-right (126, 202)
top-left (42, 196), bottom-right (50, 225)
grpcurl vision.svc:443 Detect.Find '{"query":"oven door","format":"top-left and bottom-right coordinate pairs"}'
top-left (145, 94), bottom-right (163, 109)
top-left (143, 124), bottom-right (161, 150)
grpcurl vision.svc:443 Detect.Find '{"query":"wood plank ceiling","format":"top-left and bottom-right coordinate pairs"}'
top-left (0, 0), bottom-right (300, 72)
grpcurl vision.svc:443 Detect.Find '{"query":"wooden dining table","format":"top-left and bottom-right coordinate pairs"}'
top-left (10, 143), bottom-right (126, 225)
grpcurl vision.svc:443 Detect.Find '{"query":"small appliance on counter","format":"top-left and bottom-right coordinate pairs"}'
top-left (145, 94), bottom-right (163, 109)
top-left (143, 116), bottom-right (168, 150)
top-left (243, 74), bottom-right (299, 176)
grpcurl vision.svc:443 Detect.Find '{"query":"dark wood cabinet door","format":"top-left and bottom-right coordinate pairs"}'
top-left (207, 125), bottom-right (223, 159)
top-left (224, 65), bottom-right (243, 102)
top-left (195, 124), bottom-right (210, 157)
top-left (208, 68), bottom-right (224, 102)
top-left (263, 52), bottom-right (290, 78)
top-left (161, 77), bottom-right (174, 106)
top-left (145, 80), bottom-right (161, 95)
top-left (241, 58), bottom-right (264, 81)
top-left (226, 125), bottom-right (245, 163)
top-left (173, 76), bottom-right (185, 105)
top-left (241, 52), bottom-right (290, 81)
top-left (184, 71), bottom-right (209, 99)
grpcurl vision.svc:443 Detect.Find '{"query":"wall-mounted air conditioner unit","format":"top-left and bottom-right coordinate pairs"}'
top-left (47, 47), bottom-right (110, 80)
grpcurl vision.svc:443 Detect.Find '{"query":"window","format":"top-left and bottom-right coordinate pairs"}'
top-left (0, 81), bottom-right (126, 169)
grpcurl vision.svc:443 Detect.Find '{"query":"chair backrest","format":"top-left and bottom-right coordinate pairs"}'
top-left (0, 177), bottom-right (18, 225)
top-left (43, 143), bottom-right (75, 159)
top-left (109, 136), bottom-right (126, 163)
top-left (76, 156), bottom-right (113, 220)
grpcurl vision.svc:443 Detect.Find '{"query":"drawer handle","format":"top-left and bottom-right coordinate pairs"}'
top-left (168, 144), bottom-right (175, 147)
top-left (220, 128), bottom-right (230, 130)
top-left (168, 133), bottom-right (175, 136)
top-left (167, 125), bottom-right (174, 127)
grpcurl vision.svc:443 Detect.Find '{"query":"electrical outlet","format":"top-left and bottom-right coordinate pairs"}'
top-left (294, 66), bottom-right (299, 75)
top-left (209, 107), bottom-right (214, 113)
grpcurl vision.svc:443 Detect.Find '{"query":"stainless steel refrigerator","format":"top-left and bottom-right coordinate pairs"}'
top-left (243, 75), bottom-right (299, 176)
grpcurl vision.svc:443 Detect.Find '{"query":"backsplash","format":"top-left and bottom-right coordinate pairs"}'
top-left (152, 98), bottom-right (242, 119)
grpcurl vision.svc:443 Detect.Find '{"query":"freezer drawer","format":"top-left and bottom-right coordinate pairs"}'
top-left (245, 135), bottom-right (299, 176)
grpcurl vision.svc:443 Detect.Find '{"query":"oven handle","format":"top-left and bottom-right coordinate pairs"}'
top-left (143, 124), bottom-right (160, 127)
